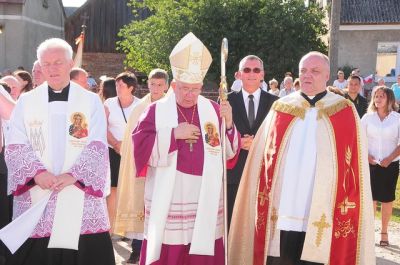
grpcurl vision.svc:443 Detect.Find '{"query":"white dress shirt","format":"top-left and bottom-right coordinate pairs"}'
top-left (279, 88), bottom-right (295, 98)
top-left (361, 111), bottom-right (400, 163)
top-left (241, 88), bottom-right (261, 118)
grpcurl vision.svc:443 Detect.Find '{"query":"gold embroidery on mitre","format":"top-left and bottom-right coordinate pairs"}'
top-left (338, 196), bottom-right (356, 215)
top-left (28, 120), bottom-right (46, 156)
top-left (273, 101), bottom-right (306, 119)
top-left (334, 218), bottom-right (355, 238)
top-left (317, 99), bottom-right (352, 119)
top-left (312, 214), bottom-right (331, 247)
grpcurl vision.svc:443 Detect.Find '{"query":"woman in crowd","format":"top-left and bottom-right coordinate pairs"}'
top-left (99, 77), bottom-right (117, 102)
top-left (268, 78), bottom-right (279, 96)
top-left (104, 72), bottom-right (140, 230)
top-left (361, 86), bottom-right (400, 247)
top-left (13, 70), bottom-right (33, 93)
top-left (333, 70), bottom-right (348, 90)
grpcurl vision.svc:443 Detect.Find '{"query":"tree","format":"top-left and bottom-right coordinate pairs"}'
top-left (118, 0), bottom-right (328, 86)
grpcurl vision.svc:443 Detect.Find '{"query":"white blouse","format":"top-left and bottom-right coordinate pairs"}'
top-left (361, 111), bottom-right (400, 163)
top-left (104, 96), bottom-right (139, 143)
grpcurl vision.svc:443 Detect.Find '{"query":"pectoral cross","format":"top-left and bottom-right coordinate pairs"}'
top-left (312, 214), bottom-right (331, 247)
top-left (185, 139), bottom-right (197, 152)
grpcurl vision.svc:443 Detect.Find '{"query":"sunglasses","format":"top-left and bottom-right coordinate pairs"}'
top-left (242, 67), bottom-right (262, 74)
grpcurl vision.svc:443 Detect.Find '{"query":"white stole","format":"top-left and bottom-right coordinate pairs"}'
top-left (25, 84), bottom-right (90, 249)
top-left (145, 93), bottom-right (223, 265)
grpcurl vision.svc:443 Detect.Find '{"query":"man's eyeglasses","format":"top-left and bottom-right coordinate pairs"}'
top-left (180, 87), bottom-right (201, 94)
top-left (242, 67), bottom-right (262, 74)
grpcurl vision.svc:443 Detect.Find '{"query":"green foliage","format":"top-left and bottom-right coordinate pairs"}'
top-left (339, 64), bottom-right (354, 79)
top-left (118, 0), bottom-right (328, 86)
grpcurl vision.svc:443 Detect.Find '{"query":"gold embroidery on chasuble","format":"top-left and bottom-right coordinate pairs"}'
top-left (258, 186), bottom-right (267, 207)
top-left (334, 218), bottom-right (355, 239)
top-left (29, 120), bottom-right (46, 156)
top-left (338, 196), bottom-right (356, 215)
top-left (272, 101), bottom-right (307, 119)
top-left (312, 214), bottom-right (331, 247)
top-left (270, 208), bottom-right (278, 239)
top-left (135, 211), bottom-right (145, 222)
top-left (317, 99), bottom-right (352, 119)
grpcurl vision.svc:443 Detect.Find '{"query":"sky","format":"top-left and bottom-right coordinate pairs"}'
top-left (62, 0), bottom-right (87, 7)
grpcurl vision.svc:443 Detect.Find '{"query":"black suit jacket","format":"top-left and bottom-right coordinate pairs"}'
top-left (227, 89), bottom-right (278, 184)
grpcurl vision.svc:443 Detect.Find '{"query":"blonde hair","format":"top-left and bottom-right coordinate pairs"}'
top-left (368, 86), bottom-right (398, 113)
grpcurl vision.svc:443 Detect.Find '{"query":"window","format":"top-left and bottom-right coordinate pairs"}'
top-left (375, 42), bottom-right (400, 83)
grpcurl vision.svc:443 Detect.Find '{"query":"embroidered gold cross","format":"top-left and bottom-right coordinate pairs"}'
top-left (258, 186), bottom-right (267, 206)
top-left (270, 208), bottom-right (278, 238)
top-left (185, 139), bottom-right (197, 152)
top-left (338, 197), bottom-right (356, 215)
top-left (312, 214), bottom-right (331, 247)
top-left (135, 211), bottom-right (145, 222)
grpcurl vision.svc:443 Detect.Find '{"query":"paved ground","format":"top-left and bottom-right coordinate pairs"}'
top-left (113, 219), bottom-right (400, 265)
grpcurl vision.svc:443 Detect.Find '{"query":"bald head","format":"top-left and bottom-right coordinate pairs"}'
top-left (70, 67), bottom-right (89, 89)
top-left (0, 76), bottom-right (23, 100)
top-left (299, 51), bottom-right (330, 96)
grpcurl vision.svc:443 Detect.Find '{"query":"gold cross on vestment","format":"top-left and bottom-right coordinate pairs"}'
top-left (270, 208), bottom-right (278, 238)
top-left (258, 186), bottom-right (267, 206)
top-left (338, 197), bottom-right (356, 215)
top-left (135, 211), bottom-right (145, 222)
top-left (312, 214), bottom-right (331, 247)
top-left (185, 139), bottom-right (197, 152)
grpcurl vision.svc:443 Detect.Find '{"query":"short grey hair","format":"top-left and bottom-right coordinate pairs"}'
top-left (239, 55), bottom-right (264, 71)
top-left (283, 76), bottom-right (293, 84)
top-left (299, 51), bottom-right (329, 70)
top-left (37, 38), bottom-right (73, 62)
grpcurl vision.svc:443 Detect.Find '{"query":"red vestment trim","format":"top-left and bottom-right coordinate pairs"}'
top-left (253, 112), bottom-right (295, 265)
top-left (328, 106), bottom-right (361, 265)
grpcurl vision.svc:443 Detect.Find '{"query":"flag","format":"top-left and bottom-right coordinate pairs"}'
top-left (363, 74), bottom-right (374, 84)
top-left (73, 32), bottom-right (85, 68)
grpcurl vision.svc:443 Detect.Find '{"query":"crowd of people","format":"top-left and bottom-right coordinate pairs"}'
top-left (0, 33), bottom-right (397, 265)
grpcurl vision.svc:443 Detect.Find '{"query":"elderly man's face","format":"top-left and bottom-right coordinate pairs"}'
top-left (32, 62), bottom-right (45, 87)
top-left (239, 59), bottom-right (264, 93)
top-left (299, 55), bottom-right (329, 96)
top-left (284, 79), bottom-right (293, 90)
top-left (1, 76), bottom-right (22, 100)
top-left (173, 80), bottom-right (202, 108)
top-left (40, 48), bottom-right (73, 90)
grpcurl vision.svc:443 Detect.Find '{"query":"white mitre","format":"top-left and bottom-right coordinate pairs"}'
top-left (169, 32), bottom-right (212, 84)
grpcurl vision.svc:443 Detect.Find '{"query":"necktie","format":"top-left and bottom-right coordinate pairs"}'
top-left (248, 94), bottom-right (255, 128)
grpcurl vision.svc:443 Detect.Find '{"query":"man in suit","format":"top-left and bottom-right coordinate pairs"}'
top-left (227, 55), bottom-right (278, 228)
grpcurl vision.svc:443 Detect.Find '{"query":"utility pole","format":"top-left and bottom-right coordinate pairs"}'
top-left (328, 0), bottom-right (341, 84)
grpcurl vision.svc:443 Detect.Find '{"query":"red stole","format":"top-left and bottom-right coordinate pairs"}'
top-left (253, 105), bottom-right (361, 265)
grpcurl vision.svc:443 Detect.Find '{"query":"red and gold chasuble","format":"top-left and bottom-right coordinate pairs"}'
top-left (253, 103), bottom-right (361, 265)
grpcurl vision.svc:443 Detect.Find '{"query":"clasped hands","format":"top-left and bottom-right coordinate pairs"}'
top-left (34, 171), bottom-right (77, 191)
